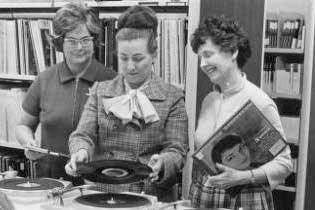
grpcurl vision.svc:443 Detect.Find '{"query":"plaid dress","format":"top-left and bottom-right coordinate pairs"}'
top-left (189, 169), bottom-right (274, 210)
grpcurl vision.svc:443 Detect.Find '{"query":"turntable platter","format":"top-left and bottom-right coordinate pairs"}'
top-left (0, 178), bottom-right (64, 191)
top-left (0, 178), bottom-right (67, 205)
top-left (75, 193), bottom-right (151, 208)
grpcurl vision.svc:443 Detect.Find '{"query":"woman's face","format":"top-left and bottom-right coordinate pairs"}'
top-left (63, 23), bottom-right (94, 66)
top-left (117, 37), bottom-right (155, 89)
top-left (197, 38), bottom-right (237, 85)
top-left (221, 142), bottom-right (251, 170)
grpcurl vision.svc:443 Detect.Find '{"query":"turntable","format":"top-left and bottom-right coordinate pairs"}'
top-left (0, 177), bottom-right (70, 205)
top-left (41, 190), bottom-right (159, 210)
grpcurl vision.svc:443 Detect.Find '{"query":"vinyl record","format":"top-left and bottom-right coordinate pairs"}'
top-left (75, 193), bottom-right (151, 208)
top-left (76, 160), bottom-right (152, 184)
top-left (0, 178), bottom-right (64, 191)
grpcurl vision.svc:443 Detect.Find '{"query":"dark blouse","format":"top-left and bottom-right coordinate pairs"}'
top-left (22, 59), bottom-right (117, 179)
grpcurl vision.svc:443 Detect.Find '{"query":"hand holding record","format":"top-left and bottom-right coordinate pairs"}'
top-left (148, 154), bottom-right (164, 183)
top-left (75, 160), bottom-right (152, 184)
top-left (65, 149), bottom-right (89, 177)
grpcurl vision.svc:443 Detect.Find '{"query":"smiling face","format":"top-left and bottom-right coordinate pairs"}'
top-left (221, 142), bottom-right (251, 170)
top-left (63, 23), bottom-right (94, 67)
top-left (197, 38), bottom-right (238, 86)
top-left (117, 37), bottom-right (156, 89)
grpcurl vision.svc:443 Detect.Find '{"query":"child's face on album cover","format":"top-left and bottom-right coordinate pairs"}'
top-left (221, 142), bottom-right (251, 170)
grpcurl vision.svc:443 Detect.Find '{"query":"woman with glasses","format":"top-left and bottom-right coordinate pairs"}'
top-left (16, 3), bottom-right (117, 182)
top-left (65, 5), bottom-right (188, 201)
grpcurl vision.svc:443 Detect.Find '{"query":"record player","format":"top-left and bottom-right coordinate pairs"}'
top-left (0, 160), bottom-right (213, 210)
top-left (0, 177), bottom-right (70, 204)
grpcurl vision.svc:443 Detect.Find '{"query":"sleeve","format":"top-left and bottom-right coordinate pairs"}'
top-left (68, 82), bottom-right (99, 160)
top-left (157, 90), bottom-right (189, 186)
top-left (258, 103), bottom-right (293, 189)
top-left (22, 76), bottom-right (41, 116)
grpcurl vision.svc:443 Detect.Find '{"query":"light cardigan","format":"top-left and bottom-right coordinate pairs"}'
top-left (195, 75), bottom-right (293, 189)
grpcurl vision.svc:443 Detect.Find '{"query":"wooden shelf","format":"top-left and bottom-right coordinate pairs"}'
top-left (286, 137), bottom-right (299, 145)
top-left (264, 48), bottom-right (304, 54)
top-left (0, 1), bottom-right (188, 18)
top-left (0, 74), bottom-right (35, 82)
top-left (270, 93), bottom-right (302, 100)
top-left (275, 185), bottom-right (296, 192)
top-left (0, 1), bottom-right (188, 8)
top-left (0, 141), bottom-right (23, 150)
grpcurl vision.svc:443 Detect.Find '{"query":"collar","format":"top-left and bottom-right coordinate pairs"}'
top-left (213, 72), bottom-right (246, 97)
top-left (58, 59), bottom-right (100, 83)
top-left (102, 73), bottom-right (166, 101)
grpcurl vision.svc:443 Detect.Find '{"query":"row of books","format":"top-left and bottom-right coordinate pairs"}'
top-left (0, 17), bottom-right (187, 88)
top-left (0, 19), bottom-right (63, 77)
top-left (263, 55), bottom-right (303, 97)
top-left (0, 88), bottom-right (27, 145)
top-left (264, 12), bottom-right (305, 49)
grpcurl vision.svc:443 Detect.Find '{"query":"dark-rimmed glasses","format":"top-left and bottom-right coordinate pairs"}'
top-left (63, 36), bottom-right (94, 47)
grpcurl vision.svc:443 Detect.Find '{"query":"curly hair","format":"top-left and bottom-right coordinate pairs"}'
top-left (190, 15), bottom-right (251, 68)
top-left (53, 3), bottom-right (101, 38)
top-left (116, 5), bottom-right (158, 54)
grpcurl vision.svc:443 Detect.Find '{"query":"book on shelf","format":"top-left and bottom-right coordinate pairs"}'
top-left (274, 62), bottom-right (303, 96)
top-left (265, 12), bottom-right (305, 50)
top-left (265, 13), bottom-right (278, 48)
top-left (0, 90), bottom-right (9, 142)
top-left (263, 53), bottom-right (303, 98)
top-left (280, 116), bottom-right (300, 144)
top-left (6, 20), bottom-right (19, 75)
top-left (6, 88), bottom-right (27, 145)
top-left (192, 100), bottom-right (288, 175)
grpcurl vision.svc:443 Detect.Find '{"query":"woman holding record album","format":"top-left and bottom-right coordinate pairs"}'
top-left (188, 16), bottom-right (293, 209)
top-left (65, 5), bottom-right (188, 202)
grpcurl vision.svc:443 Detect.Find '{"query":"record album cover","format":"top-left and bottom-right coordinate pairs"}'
top-left (192, 100), bottom-right (288, 175)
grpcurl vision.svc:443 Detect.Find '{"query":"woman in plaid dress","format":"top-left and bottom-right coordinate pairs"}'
top-left (188, 16), bottom-right (293, 210)
top-left (65, 6), bottom-right (188, 202)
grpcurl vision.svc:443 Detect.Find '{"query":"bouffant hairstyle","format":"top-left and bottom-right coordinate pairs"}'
top-left (52, 3), bottom-right (101, 52)
top-left (116, 5), bottom-right (158, 54)
top-left (190, 15), bottom-right (251, 68)
top-left (211, 134), bottom-right (243, 164)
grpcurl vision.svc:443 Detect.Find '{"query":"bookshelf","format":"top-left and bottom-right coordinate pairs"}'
top-left (264, 0), bottom-right (315, 210)
top-left (0, 142), bottom-right (23, 150)
top-left (0, 74), bottom-right (35, 82)
top-left (262, 7), bottom-right (306, 206)
top-left (261, 2), bottom-right (312, 210)
top-left (264, 48), bottom-right (304, 54)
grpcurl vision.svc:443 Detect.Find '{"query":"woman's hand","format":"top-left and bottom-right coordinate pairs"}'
top-left (65, 149), bottom-right (89, 177)
top-left (206, 163), bottom-right (250, 189)
top-left (148, 154), bottom-right (164, 182)
top-left (24, 141), bottom-right (45, 160)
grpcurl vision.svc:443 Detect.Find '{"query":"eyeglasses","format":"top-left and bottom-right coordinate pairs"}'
top-left (63, 36), bottom-right (94, 47)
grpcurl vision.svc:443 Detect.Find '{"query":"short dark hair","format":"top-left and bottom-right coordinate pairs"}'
top-left (116, 5), bottom-right (158, 54)
top-left (190, 15), bottom-right (251, 68)
top-left (52, 3), bottom-right (101, 51)
top-left (212, 134), bottom-right (243, 164)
